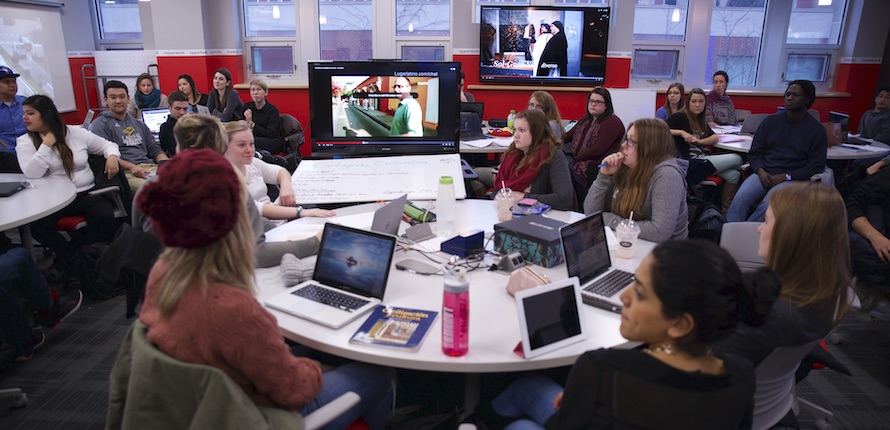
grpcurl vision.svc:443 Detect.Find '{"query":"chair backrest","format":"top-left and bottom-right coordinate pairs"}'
top-left (752, 339), bottom-right (822, 430)
top-left (720, 222), bottom-right (764, 272)
top-left (810, 166), bottom-right (834, 187)
top-left (280, 114), bottom-right (305, 155)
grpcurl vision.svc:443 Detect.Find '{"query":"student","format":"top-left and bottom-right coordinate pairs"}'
top-left (480, 240), bottom-right (781, 430)
top-left (667, 87), bottom-right (743, 212)
top-left (127, 73), bottom-right (168, 119)
top-left (858, 86), bottom-right (890, 144)
top-left (656, 82), bottom-right (685, 121)
top-left (159, 90), bottom-right (190, 156)
top-left (224, 121), bottom-right (334, 229)
top-left (242, 79), bottom-right (286, 154)
top-left (90, 80), bottom-right (168, 193)
top-left (584, 118), bottom-right (689, 242)
top-left (847, 167), bottom-right (890, 306)
top-left (136, 149), bottom-right (393, 430)
top-left (16, 95), bottom-right (122, 269)
top-left (714, 182), bottom-right (851, 367)
top-left (527, 90), bottom-right (564, 141)
top-left (492, 109), bottom-right (573, 211)
top-left (706, 70), bottom-right (739, 126)
top-left (177, 74), bottom-right (209, 113)
top-left (207, 68), bottom-right (244, 122)
top-left (0, 66), bottom-right (25, 172)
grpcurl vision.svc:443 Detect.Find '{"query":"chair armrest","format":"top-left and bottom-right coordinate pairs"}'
top-left (88, 185), bottom-right (121, 197)
top-left (303, 391), bottom-right (361, 430)
top-left (88, 186), bottom-right (129, 219)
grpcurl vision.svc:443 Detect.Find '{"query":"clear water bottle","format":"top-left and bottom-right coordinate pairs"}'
top-left (436, 175), bottom-right (455, 236)
top-left (507, 109), bottom-right (517, 131)
top-left (442, 266), bottom-right (469, 357)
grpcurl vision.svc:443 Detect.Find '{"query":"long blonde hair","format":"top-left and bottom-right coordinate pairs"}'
top-left (766, 182), bottom-right (851, 325)
top-left (612, 118), bottom-right (675, 218)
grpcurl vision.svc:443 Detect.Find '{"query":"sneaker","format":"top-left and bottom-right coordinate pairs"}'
top-left (14, 330), bottom-right (46, 362)
top-left (40, 290), bottom-right (83, 328)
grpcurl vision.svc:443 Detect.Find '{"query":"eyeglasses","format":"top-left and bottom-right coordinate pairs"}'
top-left (622, 136), bottom-right (637, 148)
top-left (394, 84), bottom-right (408, 89)
top-left (588, 99), bottom-right (605, 106)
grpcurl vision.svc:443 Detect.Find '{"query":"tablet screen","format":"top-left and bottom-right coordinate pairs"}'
top-left (515, 278), bottom-right (586, 358)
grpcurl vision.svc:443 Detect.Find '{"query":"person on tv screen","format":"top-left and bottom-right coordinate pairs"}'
top-left (538, 21), bottom-right (567, 77)
top-left (390, 76), bottom-right (423, 137)
top-left (532, 24), bottom-right (552, 78)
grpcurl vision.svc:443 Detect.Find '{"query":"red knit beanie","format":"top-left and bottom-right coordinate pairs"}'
top-left (137, 148), bottom-right (241, 248)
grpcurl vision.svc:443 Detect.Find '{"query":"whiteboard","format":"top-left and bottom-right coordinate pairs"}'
top-left (292, 154), bottom-right (467, 204)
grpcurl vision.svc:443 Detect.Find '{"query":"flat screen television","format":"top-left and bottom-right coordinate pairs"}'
top-left (308, 61), bottom-right (461, 157)
top-left (480, 6), bottom-right (610, 86)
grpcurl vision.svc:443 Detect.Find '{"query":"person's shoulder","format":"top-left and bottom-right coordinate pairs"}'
top-left (654, 157), bottom-right (689, 177)
top-left (14, 94), bottom-right (26, 104)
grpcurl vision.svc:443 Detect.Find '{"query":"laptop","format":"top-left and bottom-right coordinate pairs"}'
top-left (514, 277), bottom-right (588, 359)
top-left (739, 113), bottom-right (768, 136)
top-left (829, 111), bottom-right (870, 145)
top-left (559, 212), bottom-right (635, 313)
top-left (459, 112), bottom-right (490, 141)
top-left (264, 223), bottom-right (397, 329)
top-left (371, 194), bottom-right (408, 235)
top-left (461, 101), bottom-right (485, 122)
top-left (141, 108), bottom-right (170, 138)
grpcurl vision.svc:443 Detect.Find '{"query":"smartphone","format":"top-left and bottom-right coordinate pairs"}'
top-left (517, 198), bottom-right (538, 207)
top-left (395, 259), bottom-right (441, 275)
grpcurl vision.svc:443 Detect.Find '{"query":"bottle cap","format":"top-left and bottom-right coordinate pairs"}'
top-left (439, 176), bottom-right (454, 185)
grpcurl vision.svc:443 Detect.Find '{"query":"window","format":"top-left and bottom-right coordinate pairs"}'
top-left (397, 0), bottom-right (451, 37)
top-left (706, 0), bottom-right (767, 87)
top-left (476, 1), bottom-right (529, 23)
top-left (633, 0), bottom-right (688, 42)
top-left (95, 0), bottom-right (141, 41)
top-left (400, 45), bottom-right (447, 61)
top-left (784, 53), bottom-right (830, 82)
top-left (249, 45), bottom-right (296, 75)
top-left (243, 0), bottom-right (297, 37)
top-left (632, 48), bottom-right (681, 81)
top-left (787, 0), bottom-right (846, 45)
top-left (553, 0), bottom-right (610, 5)
top-left (319, 0), bottom-right (373, 60)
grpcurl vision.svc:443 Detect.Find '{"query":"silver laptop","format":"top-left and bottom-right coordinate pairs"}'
top-left (739, 113), bottom-right (768, 135)
top-left (560, 212), bottom-right (635, 313)
top-left (371, 194), bottom-right (408, 235)
top-left (141, 108), bottom-right (170, 138)
top-left (264, 223), bottom-right (397, 329)
top-left (81, 109), bottom-right (96, 128)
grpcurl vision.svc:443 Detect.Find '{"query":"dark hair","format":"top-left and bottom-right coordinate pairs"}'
top-left (168, 90), bottom-right (189, 104)
top-left (540, 23), bottom-right (551, 33)
top-left (649, 240), bottom-right (781, 356)
top-left (211, 68), bottom-right (234, 111)
top-left (874, 85), bottom-right (890, 99)
top-left (134, 73), bottom-right (157, 107)
top-left (551, 20), bottom-right (564, 33)
top-left (214, 68), bottom-right (233, 86)
top-left (178, 74), bottom-right (200, 102)
top-left (104, 80), bottom-right (129, 97)
top-left (22, 95), bottom-right (73, 178)
top-left (587, 87), bottom-right (614, 123)
top-left (663, 82), bottom-right (686, 116)
top-left (713, 70), bottom-right (729, 84)
top-left (787, 80), bottom-right (817, 109)
top-left (684, 88), bottom-right (709, 137)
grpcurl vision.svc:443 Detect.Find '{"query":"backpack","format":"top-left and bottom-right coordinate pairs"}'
top-left (687, 196), bottom-right (726, 243)
top-left (68, 244), bottom-right (126, 300)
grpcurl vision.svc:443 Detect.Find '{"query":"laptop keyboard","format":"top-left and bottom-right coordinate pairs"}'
top-left (291, 284), bottom-right (369, 312)
top-left (585, 270), bottom-right (634, 297)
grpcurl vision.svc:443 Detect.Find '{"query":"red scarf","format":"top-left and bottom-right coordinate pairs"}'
top-left (494, 146), bottom-right (547, 193)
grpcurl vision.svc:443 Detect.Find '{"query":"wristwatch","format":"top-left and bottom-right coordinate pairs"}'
top-left (296, 206), bottom-right (304, 219)
top-left (785, 173), bottom-right (792, 182)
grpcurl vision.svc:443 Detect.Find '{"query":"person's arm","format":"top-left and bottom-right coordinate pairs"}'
top-left (139, 124), bottom-right (167, 162)
top-left (852, 217), bottom-right (890, 263)
top-left (787, 122), bottom-right (827, 180)
top-left (573, 117), bottom-right (624, 162)
top-left (207, 89), bottom-right (219, 114)
top-left (633, 164), bottom-right (687, 242)
top-left (275, 167), bottom-right (295, 207)
top-left (253, 105), bottom-right (281, 139)
top-left (526, 152), bottom-right (574, 211)
top-left (15, 134), bottom-right (52, 178)
top-left (219, 90), bottom-right (244, 122)
top-left (867, 158), bottom-right (888, 176)
top-left (746, 121), bottom-right (768, 173)
top-left (544, 352), bottom-right (603, 429)
top-left (76, 126), bottom-right (122, 179)
top-left (582, 170), bottom-right (613, 215)
top-left (874, 116), bottom-right (890, 144)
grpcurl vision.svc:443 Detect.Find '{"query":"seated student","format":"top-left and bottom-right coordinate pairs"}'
top-left (584, 118), bottom-right (689, 242)
top-left (159, 90), bottom-right (190, 156)
top-left (126, 73), bottom-right (168, 119)
top-left (706, 70), bottom-right (739, 127)
top-left (563, 87), bottom-right (624, 206)
top-left (491, 109), bottom-right (573, 211)
top-left (16, 95), bottom-right (122, 271)
top-left (479, 240), bottom-right (781, 430)
top-left (527, 90), bottom-right (564, 141)
top-left (866, 154), bottom-right (890, 176)
top-left (90, 80), bottom-right (168, 193)
top-left (0, 66), bottom-right (25, 173)
top-left (207, 68), bottom-right (244, 122)
top-left (858, 86), bottom-right (890, 144)
top-left (847, 167), bottom-right (890, 304)
top-left (667, 88), bottom-right (743, 212)
top-left (459, 70), bottom-right (474, 103)
top-left (726, 80), bottom-right (827, 223)
top-left (177, 74), bottom-right (209, 113)
top-left (242, 79), bottom-right (286, 154)
top-left (224, 121), bottom-right (334, 229)
top-left (136, 149), bottom-right (393, 430)
top-left (656, 82), bottom-right (685, 121)
top-left (714, 182), bottom-right (851, 367)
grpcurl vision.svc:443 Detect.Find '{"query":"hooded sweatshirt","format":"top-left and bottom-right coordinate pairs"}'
top-left (89, 111), bottom-right (164, 165)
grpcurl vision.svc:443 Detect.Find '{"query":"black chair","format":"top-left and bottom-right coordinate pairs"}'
top-left (279, 114), bottom-right (305, 173)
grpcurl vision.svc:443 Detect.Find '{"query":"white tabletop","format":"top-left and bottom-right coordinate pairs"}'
top-left (258, 199), bottom-right (650, 373)
top-left (713, 134), bottom-right (890, 160)
top-left (0, 173), bottom-right (77, 231)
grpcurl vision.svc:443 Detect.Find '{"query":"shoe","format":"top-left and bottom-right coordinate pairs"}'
top-left (39, 290), bottom-right (83, 328)
top-left (14, 330), bottom-right (46, 362)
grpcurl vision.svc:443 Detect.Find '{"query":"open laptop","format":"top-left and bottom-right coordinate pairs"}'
top-left (459, 112), bottom-right (490, 141)
top-left (560, 212), bottom-right (635, 313)
top-left (739, 113), bottom-right (768, 135)
top-left (461, 101), bottom-right (484, 122)
top-left (264, 223), bottom-right (397, 329)
top-left (371, 194), bottom-right (408, 235)
top-left (829, 111), bottom-right (870, 145)
top-left (141, 108), bottom-right (170, 139)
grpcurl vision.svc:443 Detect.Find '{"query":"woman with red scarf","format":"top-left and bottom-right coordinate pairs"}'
top-left (493, 109), bottom-right (574, 210)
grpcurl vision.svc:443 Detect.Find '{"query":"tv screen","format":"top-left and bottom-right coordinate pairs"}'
top-left (308, 61), bottom-right (461, 157)
top-left (480, 6), bottom-right (610, 85)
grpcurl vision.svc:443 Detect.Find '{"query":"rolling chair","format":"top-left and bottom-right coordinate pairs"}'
top-left (719, 222), bottom-right (764, 272)
top-left (54, 154), bottom-right (131, 241)
top-left (279, 114), bottom-right (305, 173)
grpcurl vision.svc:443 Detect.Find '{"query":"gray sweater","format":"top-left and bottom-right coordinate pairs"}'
top-left (583, 158), bottom-right (689, 242)
top-left (90, 112), bottom-right (164, 165)
top-left (525, 150), bottom-right (575, 211)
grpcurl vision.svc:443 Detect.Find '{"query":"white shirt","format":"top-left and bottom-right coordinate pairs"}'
top-left (16, 125), bottom-right (121, 192)
top-left (244, 157), bottom-right (288, 225)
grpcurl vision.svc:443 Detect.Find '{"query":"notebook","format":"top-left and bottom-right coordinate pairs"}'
top-left (371, 194), bottom-right (408, 235)
top-left (264, 223), bottom-right (397, 329)
top-left (514, 277), bottom-right (587, 359)
top-left (559, 212), bottom-right (635, 313)
top-left (739, 113), bottom-right (768, 136)
top-left (141, 108), bottom-right (170, 138)
top-left (0, 182), bottom-right (26, 198)
top-left (459, 112), bottom-right (490, 141)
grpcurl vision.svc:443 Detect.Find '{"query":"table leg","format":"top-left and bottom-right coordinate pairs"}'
top-left (461, 373), bottom-right (481, 420)
top-left (18, 225), bottom-right (33, 254)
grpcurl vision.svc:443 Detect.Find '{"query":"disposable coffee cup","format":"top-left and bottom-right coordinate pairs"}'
top-left (495, 188), bottom-right (514, 222)
top-left (616, 218), bottom-right (641, 259)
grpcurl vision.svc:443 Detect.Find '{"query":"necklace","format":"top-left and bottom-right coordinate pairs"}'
top-left (643, 343), bottom-right (677, 355)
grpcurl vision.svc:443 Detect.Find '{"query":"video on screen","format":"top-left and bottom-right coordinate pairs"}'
top-left (331, 75), bottom-right (439, 138)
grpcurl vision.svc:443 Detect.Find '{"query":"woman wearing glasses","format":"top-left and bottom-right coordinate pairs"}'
top-left (584, 118), bottom-right (689, 242)
top-left (563, 87), bottom-right (625, 207)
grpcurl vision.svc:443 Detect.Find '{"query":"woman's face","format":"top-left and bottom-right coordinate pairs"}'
top-left (527, 96), bottom-right (543, 111)
top-left (619, 254), bottom-right (674, 344)
top-left (513, 118), bottom-right (532, 153)
top-left (225, 129), bottom-right (255, 166)
top-left (213, 72), bottom-right (229, 91)
top-left (587, 92), bottom-right (606, 118)
top-left (667, 86), bottom-right (682, 107)
top-left (249, 85), bottom-right (267, 104)
top-left (688, 93), bottom-right (706, 116)
top-left (22, 106), bottom-right (46, 133)
top-left (621, 125), bottom-right (639, 169)
top-left (139, 78), bottom-right (154, 95)
top-left (758, 206), bottom-right (775, 260)
top-left (713, 74), bottom-right (728, 95)
top-left (178, 78), bottom-right (192, 95)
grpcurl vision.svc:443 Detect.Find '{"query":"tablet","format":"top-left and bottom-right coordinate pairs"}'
top-left (514, 277), bottom-right (587, 359)
top-left (0, 182), bottom-right (26, 198)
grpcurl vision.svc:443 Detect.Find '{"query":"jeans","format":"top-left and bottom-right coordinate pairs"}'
top-left (0, 248), bottom-right (51, 351)
top-left (726, 174), bottom-right (794, 222)
top-left (701, 153), bottom-right (742, 184)
top-left (492, 374), bottom-right (563, 430)
top-left (299, 362), bottom-right (394, 430)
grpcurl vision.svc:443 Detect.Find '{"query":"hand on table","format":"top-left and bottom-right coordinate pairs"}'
top-left (302, 208), bottom-right (336, 218)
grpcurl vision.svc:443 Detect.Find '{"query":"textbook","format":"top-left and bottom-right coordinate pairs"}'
top-left (350, 306), bottom-right (438, 351)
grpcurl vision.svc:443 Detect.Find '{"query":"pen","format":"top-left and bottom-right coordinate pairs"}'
top-left (597, 161), bottom-right (609, 168)
top-left (838, 144), bottom-right (864, 151)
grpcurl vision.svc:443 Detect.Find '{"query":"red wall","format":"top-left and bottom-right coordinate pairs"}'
top-left (61, 56), bottom-right (99, 125)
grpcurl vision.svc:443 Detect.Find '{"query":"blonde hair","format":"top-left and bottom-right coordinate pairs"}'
top-left (249, 79), bottom-right (268, 92)
top-left (224, 120), bottom-right (250, 136)
top-left (612, 118), bottom-right (675, 218)
top-left (173, 114), bottom-right (229, 154)
top-left (766, 182), bottom-right (851, 325)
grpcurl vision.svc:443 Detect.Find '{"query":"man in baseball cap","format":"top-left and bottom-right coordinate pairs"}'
top-left (0, 66), bottom-right (25, 172)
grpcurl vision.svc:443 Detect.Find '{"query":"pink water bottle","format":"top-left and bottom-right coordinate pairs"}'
top-left (442, 266), bottom-right (469, 357)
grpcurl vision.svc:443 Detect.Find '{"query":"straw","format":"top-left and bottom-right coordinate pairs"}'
top-left (629, 211), bottom-right (635, 222)
top-left (501, 180), bottom-right (506, 190)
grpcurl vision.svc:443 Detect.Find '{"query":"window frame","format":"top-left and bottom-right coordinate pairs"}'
top-left (91, 0), bottom-right (143, 49)
top-left (242, 0), bottom-right (304, 83)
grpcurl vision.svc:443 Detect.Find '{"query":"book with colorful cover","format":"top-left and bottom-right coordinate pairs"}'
top-left (349, 305), bottom-right (438, 351)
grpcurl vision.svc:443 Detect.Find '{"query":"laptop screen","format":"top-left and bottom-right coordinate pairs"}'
top-left (560, 212), bottom-right (612, 285)
top-left (461, 101), bottom-right (484, 121)
top-left (459, 112), bottom-right (482, 136)
top-left (141, 108), bottom-right (169, 134)
top-left (519, 281), bottom-right (583, 350)
top-left (313, 224), bottom-right (396, 298)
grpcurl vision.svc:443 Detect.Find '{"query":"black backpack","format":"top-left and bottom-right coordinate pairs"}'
top-left (687, 196), bottom-right (726, 243)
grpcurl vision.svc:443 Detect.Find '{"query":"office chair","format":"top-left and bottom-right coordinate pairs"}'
top-left (279, 114), bottom-right (305, 173)
top-left (719, 222), bottom-right (764, 272)
top-left (54, 154), bottom-right (131, 240)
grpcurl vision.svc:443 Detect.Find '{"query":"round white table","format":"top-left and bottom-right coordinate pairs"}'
top-left (0, 174), bottom-right (77, 251)
top-left (714, 134), bottom-right (890, 160)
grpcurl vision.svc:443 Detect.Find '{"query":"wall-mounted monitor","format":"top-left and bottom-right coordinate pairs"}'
top-left (308, 61), bottom-right (461, 157)
top-left (480, 6), bottom-right (610, 86)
